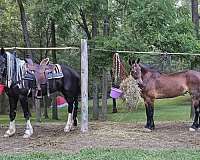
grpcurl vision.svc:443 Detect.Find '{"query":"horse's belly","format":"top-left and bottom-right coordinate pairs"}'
top-left (155, 84), bottom-right (187, 99)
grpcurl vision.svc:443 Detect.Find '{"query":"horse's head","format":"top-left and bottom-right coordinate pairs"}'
top-left (129, 58), bottom-right (143, 86)
top-left (0, 48), bottom-right (6, 80)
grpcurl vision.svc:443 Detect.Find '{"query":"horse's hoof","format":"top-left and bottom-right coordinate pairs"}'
top-left (23, 133), bottom-right (32, 139)
top-left (144, 128), bottom-right (152, 132)
top-left (71, 126), bottom-right (77, 131)
top-left (3, 133), bottom-right (13, 138)
top-left (64, 128), bottom-right (70, 132)
top-left (3, 129), bottom-right (16, 138)
top-left (23, 129), bottom-right (33, 139)
top-left (64, 126), bottom-right (71, 133)
top-left (189, 127), bottom-right (196, 132)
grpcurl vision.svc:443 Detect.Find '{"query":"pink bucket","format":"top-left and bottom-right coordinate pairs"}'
top-left (110, 87), bottom-right (123, 99)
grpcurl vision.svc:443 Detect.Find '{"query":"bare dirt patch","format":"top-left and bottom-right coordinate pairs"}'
top-left (0, 121), bottom-right (200, 153)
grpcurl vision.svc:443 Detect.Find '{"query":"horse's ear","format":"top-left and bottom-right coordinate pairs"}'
top-left (136, 58), bottom-right (140, 64)
top-left (128, 59), bottom-right (132, 66)
top-left (129, 59), bottom-right (135, 66)
top-left (0, 48), bottom-right (5, 55)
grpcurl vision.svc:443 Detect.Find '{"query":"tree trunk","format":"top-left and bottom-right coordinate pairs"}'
top-left (35, 99), bottom-right (41, 122)
top-left (17, 0), bottom-right (33, 59)
top-left (45, 23), bottom-right (51, 58)
top-left (103, 16), bottom-right (110, 36)
top-left (92, 3), bottom-right (98, 38)
top-left (51, 19), bottom-right (57, 63)
top-left (79, 8), bottom-right (91, 40)
top-left (51, 93), bottom-right (58, 120)
top-left (191, 0), bottom-right (199, 39)
top-left (103, 0), bottom-right (110, 36)
top-left (51, 19), bottom-right (58, 120)
top-left (43, 96), bottom-right (49, 119)
top-left (92, 15), bottom-right (98, 37)
top-left (93, 81), bottom-right (99, 120)
top-left (101, 70), bottom-right (108, 121)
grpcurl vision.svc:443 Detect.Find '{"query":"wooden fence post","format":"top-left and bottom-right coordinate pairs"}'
top-left (43, 95), bottom-right (49, 119)
top-left (81, 39), bottom-right (88, 132)
top-left (52, 93), bottom-right (58, 120)
top-left (101, 70), bottom-right (108, 121)
top-left (93, 80), bottom-right (99, 120)
top-left (35, 98), bottom-right (41, 122)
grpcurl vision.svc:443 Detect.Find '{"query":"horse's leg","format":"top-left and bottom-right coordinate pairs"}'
top-left (72, 97), bottom-right (78, 127)
top-left (19, 95), bottom-right (33, 138)
top-left (144, 98), bottom-right (155, 131)
top-left (4, 96), bottom-right (19, 137)
top-left (149, 101), bottom-right (155, 129)
top-left (145, 103), bottom-right (150, 129)
top-left (189, 98), bottom-right (199, 131)
top-left (64, 96), bottom-right (74, 132)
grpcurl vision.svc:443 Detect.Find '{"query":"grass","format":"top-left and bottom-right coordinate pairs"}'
top-left (0, 95), bottom-right (192, 124)
top-left (1, 149), bottom-right (200, 160)
top-left (107, 95), bottom-right (191, 123)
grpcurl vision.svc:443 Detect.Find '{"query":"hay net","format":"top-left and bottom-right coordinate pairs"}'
top-left (120, 75), bottom-right (142, 111)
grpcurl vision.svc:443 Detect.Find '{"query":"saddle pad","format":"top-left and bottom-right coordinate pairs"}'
top-left (23, 64), bottom-right (64, 81)
top-left (24, 72), bottom-right (64, 81)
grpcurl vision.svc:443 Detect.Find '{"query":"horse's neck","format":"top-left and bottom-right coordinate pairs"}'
top-left (141, 65), bottom-right (160, 81)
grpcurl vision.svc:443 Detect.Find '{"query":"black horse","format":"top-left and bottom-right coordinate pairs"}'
top-left (0, 48), bottom-right (80, 138)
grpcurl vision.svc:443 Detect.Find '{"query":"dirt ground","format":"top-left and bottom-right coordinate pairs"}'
top-left (0, 121), bottom-right (200, 153)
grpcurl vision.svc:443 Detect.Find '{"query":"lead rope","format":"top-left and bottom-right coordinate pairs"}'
top-left (112, 53), bottom-right (128, 84)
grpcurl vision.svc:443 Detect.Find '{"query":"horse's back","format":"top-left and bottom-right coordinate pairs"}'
top-left (61, 65), bottom-right (80, 96)
top-left (187, 70), bottom-right (200, 79)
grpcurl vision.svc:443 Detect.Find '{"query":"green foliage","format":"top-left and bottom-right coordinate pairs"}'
top-left (0, 0), bottom-right (199, 86)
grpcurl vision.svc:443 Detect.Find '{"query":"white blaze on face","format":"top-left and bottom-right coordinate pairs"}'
top-left (64, 113), bottom-right (73, 132)
top-left (137, 78), bottom-right (143, 86)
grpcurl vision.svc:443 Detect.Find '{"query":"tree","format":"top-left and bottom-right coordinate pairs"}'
top-left (191, 0), bottom-right (199, 39)
top-left (17, 0), bottom-right (33, 59)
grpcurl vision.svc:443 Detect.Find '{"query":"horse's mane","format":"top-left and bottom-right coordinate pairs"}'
top-left (140, 63), bottom-right (188, 76)
top-left (5, 52), bottom-right (25, 88)
top-left (140, 64), bottom-right (162, 74)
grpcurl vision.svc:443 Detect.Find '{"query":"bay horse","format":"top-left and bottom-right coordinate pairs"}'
top-left (0, 48), bottom-right (80, 138)
top-left (129, 58), bottom-right (200, 132)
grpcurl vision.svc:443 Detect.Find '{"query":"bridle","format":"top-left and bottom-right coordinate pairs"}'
top-left (131, 63), bottom-right (144, 88)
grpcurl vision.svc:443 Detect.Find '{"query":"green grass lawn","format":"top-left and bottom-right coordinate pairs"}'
top-left (0, 95), bottom-right (192, 124)
top-left (107, 95), bottom-right (191, 123)
top-left (1, 149), bottom-right (200, 160)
